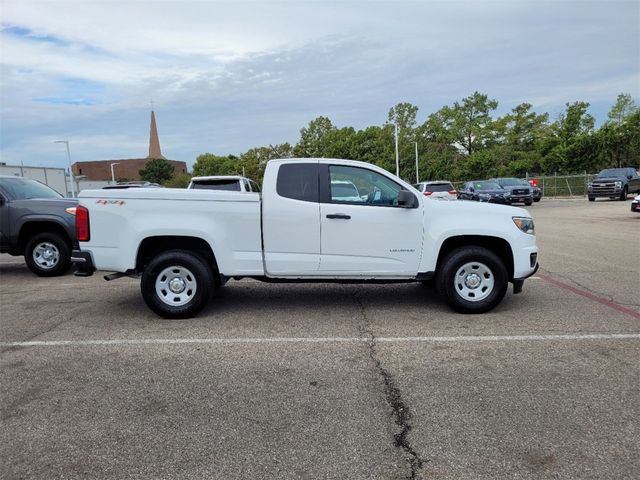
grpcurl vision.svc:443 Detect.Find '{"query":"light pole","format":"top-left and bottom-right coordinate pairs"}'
top-left (414, 142), bottom-right (419, 183)
top-left (110, 163), bottom-right (120, 184)
top-left (54, 140), bottom-right (75, 197)
top-left (394, 124), bottom-right (400, 177)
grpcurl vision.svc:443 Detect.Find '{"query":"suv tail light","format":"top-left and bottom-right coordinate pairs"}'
top-left (423, 191), bottom-right (433, 196)
top-left (76, 205), bottom-right (90, 242)
top-left (448, 190), bottom-right (457, 195)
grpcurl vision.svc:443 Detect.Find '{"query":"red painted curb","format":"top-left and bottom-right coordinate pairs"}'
top-left (537, 273), bottom-right (640, 320)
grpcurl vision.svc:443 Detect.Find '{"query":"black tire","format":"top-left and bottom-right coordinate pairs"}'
top-left (619, 186), bottom-right (628, 201)
top-left (588, 196), bottom-right (595, 202)
top-left (533, 198), bottom-right (541, 203)
top-left (24, 232), bottom-right (72, 277)
top-left (141, 250), bottom-right (214, 319)
top-left (436, 246), bottom-right (508, 314)
top-left (525, 200), bottom-right (533, 206)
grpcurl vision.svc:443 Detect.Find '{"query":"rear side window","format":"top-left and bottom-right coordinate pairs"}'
top-left (192, 179), bottom-right (241, 191)
top-left (276, 163), bottom-right (318, 202)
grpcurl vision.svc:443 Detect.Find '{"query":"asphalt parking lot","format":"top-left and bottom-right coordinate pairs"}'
top-left (1, 198), bottom-right (639, 479)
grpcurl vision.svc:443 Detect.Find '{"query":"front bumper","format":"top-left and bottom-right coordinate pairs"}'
top-left (71, 250), bottom-right (96, 277)
top-left (512, 262), bottom-right (539, 294)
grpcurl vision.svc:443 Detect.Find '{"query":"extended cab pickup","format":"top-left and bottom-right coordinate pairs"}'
top-left (72, 159), bottom-right (539, 318)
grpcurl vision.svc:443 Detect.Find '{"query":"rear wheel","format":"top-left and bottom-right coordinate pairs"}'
top-left (588, 196), bottom-right (595, 202)
top-left (24, 232), bottom-right (71, 277)
top-left (436, 246), bottom-right (508, 314)
top-left (141, 250), bottom-right (214, 319)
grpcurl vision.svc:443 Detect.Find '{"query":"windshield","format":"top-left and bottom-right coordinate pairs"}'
top-left (495, 178), bottom-right (521, 187)
top-left (0, 177), bottom-right (64, 200)
top-left (596, 168), bottom-right (629, 179)
top-left (473, 181), bottom-right (501, 190)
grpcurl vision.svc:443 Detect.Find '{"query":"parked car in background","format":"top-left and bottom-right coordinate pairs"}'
top-left (587, 167), bottom-right (640, 201)
top-left (103, 181), bottom-right (163, 189)
top-left (631, 194), bottom-right (640, 213)
top-left (188, 176), bottom-right (261, 192)
top-left (492, 178), bottom-right (533, 205)
top-left (527, 181), bottom-right (542, 202)
top-left (0, 176), bottom-right (77, 276)
top-left (413, 181), bottom-right (457, 200)
top-left (458, 180), bottom-right (510, 205)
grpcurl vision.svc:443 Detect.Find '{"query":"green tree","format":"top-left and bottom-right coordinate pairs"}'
top-left (139, 158), bottom-right (174, 184)
top-left (163, 173), bottom-right (192, 188)
top-left (607, 93), bottom-right (638, 125)
top-left (192, 153), bottom-right (240, 177)
top-left (452, 92), bottom-right (499, 155)
top-left (293, 116), bottom-right (336, 157)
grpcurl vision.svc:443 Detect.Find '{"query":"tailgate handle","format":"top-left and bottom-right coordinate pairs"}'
top-left (326, 213), bottom-right (351, 220)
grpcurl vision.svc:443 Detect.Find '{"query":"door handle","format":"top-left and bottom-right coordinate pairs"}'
top-left (326, 213), bottom-right (351, 219)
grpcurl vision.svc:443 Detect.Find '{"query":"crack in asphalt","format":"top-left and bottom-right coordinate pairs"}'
top-left (354, 289), bottom-right (426, 480)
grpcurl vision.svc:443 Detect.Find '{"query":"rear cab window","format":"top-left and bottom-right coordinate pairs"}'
top-left (276, 163), bottom-right (319, 202)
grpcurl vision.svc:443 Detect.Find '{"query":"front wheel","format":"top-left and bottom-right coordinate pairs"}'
top-left (525, 200), bottom-right (533, 206)
top-left (436, 246), bottom-right (508, 314)
top-left (619, 186), bottom-right (628, 201)
top-left (24, 232), bottom-right (71, 277)
top-left (141, 250), bottom-right (214, 319)
top-left (588, 196), bottom-right (595, 202)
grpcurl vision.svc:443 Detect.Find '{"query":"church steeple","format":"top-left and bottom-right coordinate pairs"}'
top-left (148, 110), bottom-right (165, 159)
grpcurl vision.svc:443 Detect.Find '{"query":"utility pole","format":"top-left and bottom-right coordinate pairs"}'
top-left (414, 142), bottom-right (419, 183)
top-left (54, 140), bottom-right (75, 197)
top-left (394, 124), bottom-right (400, 177)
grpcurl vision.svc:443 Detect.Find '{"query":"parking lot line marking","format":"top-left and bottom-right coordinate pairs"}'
top-left (1, 333), bottom-right (639, 348)
top-left (538, 273), bottom-right (640, 320)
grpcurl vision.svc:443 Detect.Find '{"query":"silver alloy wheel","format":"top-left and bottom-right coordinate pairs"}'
top-left (32, 242), bottom-right (60, 270)
top-left (454, 261), bottom-right (495, 302)
top-left (155, 266), bottom-right (197, 307)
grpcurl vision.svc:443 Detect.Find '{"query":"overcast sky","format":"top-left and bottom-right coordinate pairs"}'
top-left (1, 0), bottom-right (638, 169)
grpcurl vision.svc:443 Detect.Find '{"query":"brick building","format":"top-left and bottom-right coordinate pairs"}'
top-left (72, 111), bottom-right (187, 181)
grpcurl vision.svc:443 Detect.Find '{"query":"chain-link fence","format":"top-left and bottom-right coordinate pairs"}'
top-left (526, 172), bottom-right (595, 197)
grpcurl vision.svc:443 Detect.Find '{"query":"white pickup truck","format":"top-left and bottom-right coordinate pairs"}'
top-left (72, 158), bottom-right (539, 318)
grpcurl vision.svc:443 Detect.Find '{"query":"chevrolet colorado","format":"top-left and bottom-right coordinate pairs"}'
top-left (72, 159), bottom-right (539, 318)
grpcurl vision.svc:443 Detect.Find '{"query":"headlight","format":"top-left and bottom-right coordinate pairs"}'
top-left (513, 217), bottom-right (535, 235)
top-left (615, 181), bottom-right (622, 188)
top-left (65, 207), bottom-right (77, 215)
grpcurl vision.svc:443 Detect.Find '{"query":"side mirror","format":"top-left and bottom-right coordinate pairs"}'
top-left (398, 190), bottom-right (418, 208)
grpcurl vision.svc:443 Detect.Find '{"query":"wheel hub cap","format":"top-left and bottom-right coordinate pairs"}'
top-left (33, 242), bottom-right (60, 269)
top-left (454, 261), bottom-right (495, 302)
top-left (464, 273), bottom-right (482, 289)
top-left (168, 277), bottom-right (186, 293)
top-left (155, 266), bottom-right (197, 307)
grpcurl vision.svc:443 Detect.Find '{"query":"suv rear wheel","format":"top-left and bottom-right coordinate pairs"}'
top-left (24, 232), bottom-right (72, 277)
top-left (436, 246), bottom-right (508, 314)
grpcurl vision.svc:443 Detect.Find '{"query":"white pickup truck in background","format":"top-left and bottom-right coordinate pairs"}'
top-left (72, 158), bottom-right (539, 318)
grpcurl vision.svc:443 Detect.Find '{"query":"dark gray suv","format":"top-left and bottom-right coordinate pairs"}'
top-left (0, 176), bottom-right (77, 276)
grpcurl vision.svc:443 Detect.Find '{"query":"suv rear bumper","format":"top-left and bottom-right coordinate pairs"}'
top-left (71, 250), bottom-right (95, 277)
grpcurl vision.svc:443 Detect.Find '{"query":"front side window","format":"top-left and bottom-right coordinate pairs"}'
top-left (328, 165), bottom-right (404, 206)
top-left (276, 163), bottom-right (318, 202)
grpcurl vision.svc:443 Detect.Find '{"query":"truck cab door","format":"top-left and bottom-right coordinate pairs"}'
top-left (262, 161), bottom-right (321, 275)
top-left (318, 164), bottom-right (423, 275)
